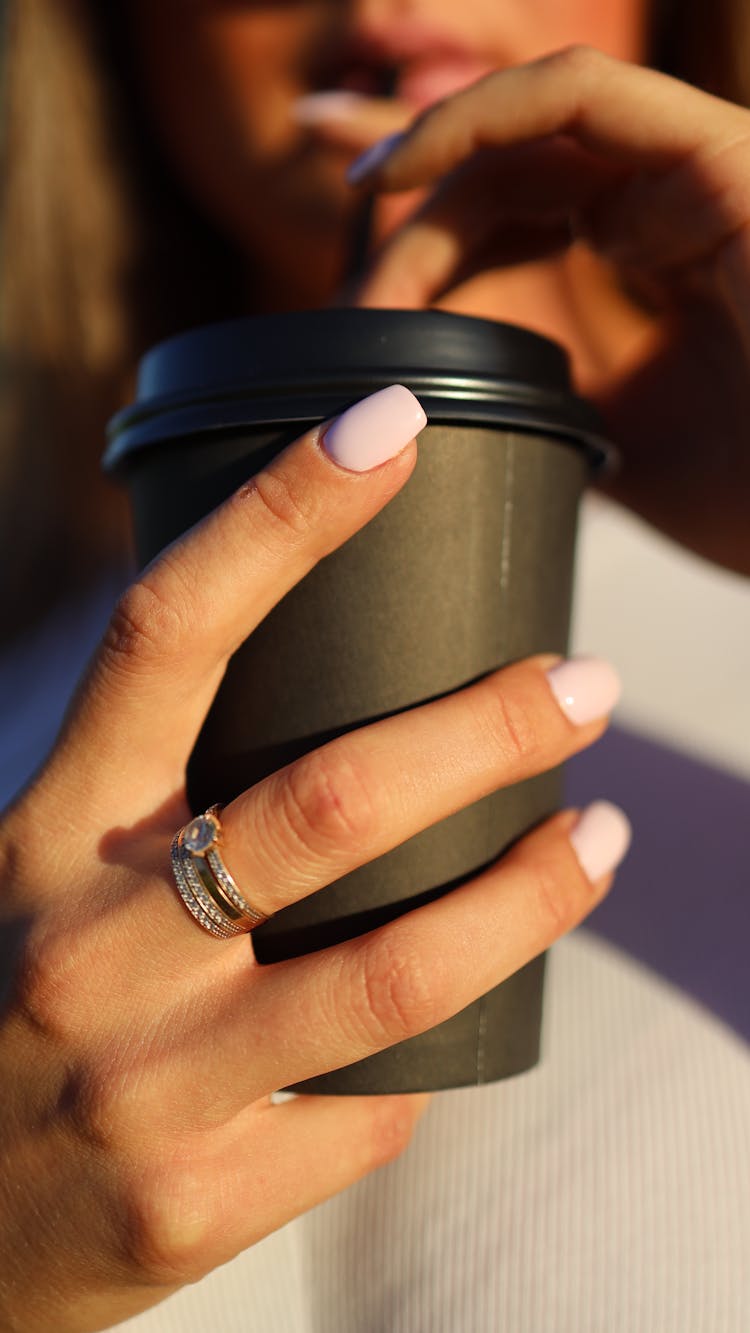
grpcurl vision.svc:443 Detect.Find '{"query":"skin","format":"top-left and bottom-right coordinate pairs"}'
top-left (126, 0), bottom-right (750, 571)
top-left (353, 53), bottom-right (750, 572)
top-left (0, 418), bottom-right (617, 1331)
top-left (127, 0), bottom-right (650, 314)
top-left (0, 1), bottom-right (748, 1328)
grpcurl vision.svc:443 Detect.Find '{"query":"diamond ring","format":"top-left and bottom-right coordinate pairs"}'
top-left (170, 804), bottom-right (269, 938)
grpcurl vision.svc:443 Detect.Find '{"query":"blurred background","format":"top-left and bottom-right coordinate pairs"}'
top-left (567, 492), bottom-right (749, 1039)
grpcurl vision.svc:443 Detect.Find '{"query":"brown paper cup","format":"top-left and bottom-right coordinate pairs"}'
top-left (104, 308), bottom-right (610, 1094)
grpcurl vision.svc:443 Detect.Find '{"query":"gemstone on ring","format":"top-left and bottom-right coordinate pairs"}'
top-left (183, 813), bottom-right (219, 855)
top-left (170, 804), bottom-right (267, 938)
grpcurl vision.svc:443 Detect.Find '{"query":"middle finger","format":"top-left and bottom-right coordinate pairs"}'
top-left (213, 651), bottom-right (620, 922)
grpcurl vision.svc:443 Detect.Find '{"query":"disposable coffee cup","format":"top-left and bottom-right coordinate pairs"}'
top-left (104, 308), bottom-right (610, 1096)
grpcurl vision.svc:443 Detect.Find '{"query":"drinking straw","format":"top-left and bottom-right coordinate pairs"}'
top-left (343, 66), bottom-right (400, 285)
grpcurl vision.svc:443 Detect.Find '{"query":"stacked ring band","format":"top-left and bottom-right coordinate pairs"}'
top-left (170, 804), bottom-right (269, 939)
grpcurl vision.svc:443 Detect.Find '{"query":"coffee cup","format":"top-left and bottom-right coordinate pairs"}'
top-left (104, 306), bottom-right (610, 1095)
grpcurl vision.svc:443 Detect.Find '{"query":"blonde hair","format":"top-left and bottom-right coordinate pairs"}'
top-left (0, 0), bottom-right (239, 642)
top-left (2, 0), bottom-right (750, 642)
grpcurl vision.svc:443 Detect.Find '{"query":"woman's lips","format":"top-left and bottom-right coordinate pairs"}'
top-left (397, 57), bottom-right (496, 110)
top-left (334, 53), bottom-right (497, 111)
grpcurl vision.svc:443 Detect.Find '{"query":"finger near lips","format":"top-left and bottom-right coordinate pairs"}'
top-left (349, 47), bottom-right (745, 196)
top-left (348, 48), bottom-right (750, 306)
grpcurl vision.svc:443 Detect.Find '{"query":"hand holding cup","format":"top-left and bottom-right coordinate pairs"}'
top-left (0, 384), bottom-right (628, 1330)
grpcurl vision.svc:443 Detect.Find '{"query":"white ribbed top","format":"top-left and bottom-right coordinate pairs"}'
top-left (116, 929), bottom-right (750, 1332)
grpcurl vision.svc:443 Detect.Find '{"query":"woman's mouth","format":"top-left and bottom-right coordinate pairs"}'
top-left (325, 24), bottom-right (497, 112)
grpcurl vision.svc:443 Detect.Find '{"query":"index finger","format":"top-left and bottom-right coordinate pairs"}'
top-left (347, 45), bottom-right (749, 191)
top-left (43, 387), bottom-right (425, 825)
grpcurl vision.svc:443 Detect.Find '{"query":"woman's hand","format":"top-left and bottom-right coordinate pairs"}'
top-left (347, 47), bottom-right (750, 575)
top-left (0, 386), bottom-right (627, 1332)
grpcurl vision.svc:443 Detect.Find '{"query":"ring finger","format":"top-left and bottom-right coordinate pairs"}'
top-left (136, 650), bottom-right (619, 973)
top-left (83, 650), bottom-right (619, 1009)
top-left (125, 652), bottom-right (620, 1097)
top-left (138, 649), bottom-right (619, 968)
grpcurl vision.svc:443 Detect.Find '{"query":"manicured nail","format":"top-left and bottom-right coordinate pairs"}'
top-left (570, 801), bottom-right (632, 883)
top-left (347, 131), bottom-right (406, 184)
top-left (292, 91), bottom-right (365, 124)
top-left (546, 656), bottom-right (621, 725)
top-left (321, 385), bottom-right (426, 472)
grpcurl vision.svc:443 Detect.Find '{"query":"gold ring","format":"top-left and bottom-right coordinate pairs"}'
top-left (170, 805), bottom-right (269, 939)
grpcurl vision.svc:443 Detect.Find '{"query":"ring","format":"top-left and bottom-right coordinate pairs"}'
top-left (170, 804), bottom-right (269, 939)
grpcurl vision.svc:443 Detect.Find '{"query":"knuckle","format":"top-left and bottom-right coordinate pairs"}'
top-left (478, 676), bottom-right (540, 768)
top-left (102, 576), bottom-right (186, 675)
top-left (16, 935), bottom-right (160, 1152)
top-left (0, 806), bottom-right (43, 895)
top-left (550, 42), bottom-right (603, 78)
top-left (122, 1162), bottom-right (213, 1285)
top-left (281, 745), bottom-right (378, 862)
top-left (15, 928), bottom-right (87, 1048)
top-left (526, 858), bottom-right (579, 939)
top-left (248, 464), bottom-right (319, 550)
top-left (61, 1062), bottom-right (142, 1155)
top-left (351, 934), bottom-right (441, 1049)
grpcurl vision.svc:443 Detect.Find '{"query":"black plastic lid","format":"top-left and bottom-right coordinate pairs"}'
top-left (104, 308), bottom-right (611, 473)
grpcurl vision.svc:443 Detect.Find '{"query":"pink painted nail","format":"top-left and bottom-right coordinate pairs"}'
top-left (321, 385), bottom-right (427, 473)
top-left (570, 801), bottom-right (632, 883)
top-left (291, 91), bottom-right (365, 124)
top-left (546, 656), bottom-right (621, 725)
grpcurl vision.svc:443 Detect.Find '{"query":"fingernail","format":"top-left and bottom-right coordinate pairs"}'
top-left (546, 656), bottom-right (621, 725)
top-left (570, 801), bottom-right (632, 883)
top-left (346, 131), bottom-right (406, 184)
top-left (321, 385), bottom-right (426, 473)
top-left (292, 91), bottom-right (365, 124)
